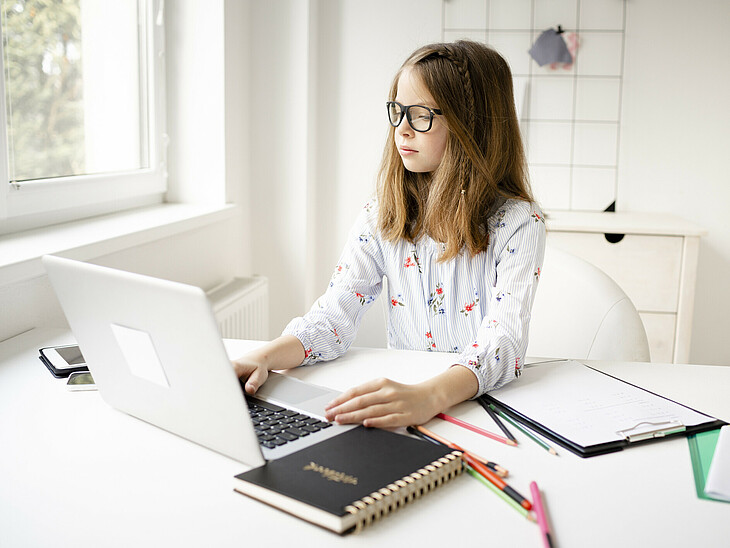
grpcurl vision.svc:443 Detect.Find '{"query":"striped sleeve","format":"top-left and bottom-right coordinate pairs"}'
top-left (455, 203), bottom-right (546, 396)
top-left (282, 203), bottom-right (385, 365)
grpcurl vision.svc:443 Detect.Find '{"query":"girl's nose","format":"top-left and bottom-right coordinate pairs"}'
top-left (396, 116), bottom-right (413, 138)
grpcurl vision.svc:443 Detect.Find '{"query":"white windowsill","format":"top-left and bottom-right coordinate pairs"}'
top-left (0, 203), bottom-right (238, 286)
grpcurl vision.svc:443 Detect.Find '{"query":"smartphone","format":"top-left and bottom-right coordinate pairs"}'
top-left (66, 371), bottom-right (96, 391)
top-left (39, 345), bottom-right (89, 378)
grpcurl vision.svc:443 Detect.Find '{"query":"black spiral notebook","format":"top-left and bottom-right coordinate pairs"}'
top-left (233, 426), bottom-right (464, 534)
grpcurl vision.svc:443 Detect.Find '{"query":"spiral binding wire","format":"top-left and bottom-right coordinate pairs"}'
top-left (343, 450), bottom-right (464, 533)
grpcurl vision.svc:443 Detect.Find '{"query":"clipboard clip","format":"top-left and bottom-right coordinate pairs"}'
top-left (616, 420), bottom-right (686, 443)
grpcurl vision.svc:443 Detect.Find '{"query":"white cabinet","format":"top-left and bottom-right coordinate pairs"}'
top-left (544, 211), bottom-right (705, 363)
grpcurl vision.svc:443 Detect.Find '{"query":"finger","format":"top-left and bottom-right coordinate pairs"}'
top-left (325, 389), bottom-right (399, 421)
top-left (362, 413), bottom-right (409, 429)
top-left (325, 378), bottom-right (395, 411)
top-left (231, 360), bottom-right (246, 377)
top-left (244, 368), bottom-right (268, 395)
top-left (336, 407), bottom-right (408, 429)
top-left (331, 401), bottom-right (405, 425)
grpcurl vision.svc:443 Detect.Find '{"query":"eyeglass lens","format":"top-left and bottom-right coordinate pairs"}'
top-left (387, 102), bottom-right (433, 132)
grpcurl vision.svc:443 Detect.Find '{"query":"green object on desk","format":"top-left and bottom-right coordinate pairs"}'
top-left (466, 468), bottom-right (532, 521)
top-left (688, 429), bottom-right (729, 504)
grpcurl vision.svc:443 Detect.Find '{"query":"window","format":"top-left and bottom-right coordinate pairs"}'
top-left (0, 0), bottom-right (166, 233)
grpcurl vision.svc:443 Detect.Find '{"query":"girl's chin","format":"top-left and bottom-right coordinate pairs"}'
top-left (401, 160), bottom-right (436, 174)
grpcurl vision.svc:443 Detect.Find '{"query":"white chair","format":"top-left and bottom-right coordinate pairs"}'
top-left (527, 244), bottom-right (650, 362)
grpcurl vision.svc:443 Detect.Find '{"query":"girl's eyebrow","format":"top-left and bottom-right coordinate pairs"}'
top-left (395, 99), bottom-right (439, 108)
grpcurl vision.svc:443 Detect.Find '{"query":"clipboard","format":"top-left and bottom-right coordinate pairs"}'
top-left (481, 360), bottom-right (726, 458)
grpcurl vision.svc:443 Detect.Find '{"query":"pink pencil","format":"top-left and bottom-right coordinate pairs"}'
top-left (530, 481), bottom-right (554, 548)
top-left (436, 412), bottom-right (517, 446)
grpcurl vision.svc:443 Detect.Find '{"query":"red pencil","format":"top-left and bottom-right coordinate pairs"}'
top-left (437, 412), bottom-right (517, 446)
top-left (415, 425), bottom-right (530, 511)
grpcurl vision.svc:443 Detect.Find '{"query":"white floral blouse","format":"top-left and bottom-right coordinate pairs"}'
top-left (282, 197), bottom-right (546, 396)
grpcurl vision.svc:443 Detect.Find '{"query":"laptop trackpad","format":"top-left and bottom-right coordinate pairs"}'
top-left (256, 372), bottom-right (335, 404)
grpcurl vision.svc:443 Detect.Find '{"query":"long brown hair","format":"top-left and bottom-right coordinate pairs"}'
top-left (377, 40), bottom-right (533, 261)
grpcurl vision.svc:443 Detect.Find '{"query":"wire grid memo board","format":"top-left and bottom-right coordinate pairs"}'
top-left (442, 0), bottom-right (627, 212)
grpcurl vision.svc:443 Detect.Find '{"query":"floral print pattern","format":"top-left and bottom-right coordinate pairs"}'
top-left (425, 331), bottom-right (436, 351)
top-left (428, 283), bottom-right (446, 316)
top-left (355, 292), bottom-right (375, 306)
top-left (303, 347), bottom-right (322, 360)
top-left (403, 249), bottom-right (422, 273)
top-left (283, 198), bottom-right (546, 397)
top-left (329, 263), bottom-right (350, 287)
top-left (494, 208), bottom-right (507, 228)
top-left (461, 288), bottom-right (480, 316)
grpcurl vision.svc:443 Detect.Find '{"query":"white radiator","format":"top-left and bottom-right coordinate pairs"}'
top-left (207, 276), bottom-right (269, 340)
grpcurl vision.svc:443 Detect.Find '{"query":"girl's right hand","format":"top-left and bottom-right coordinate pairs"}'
top-left (230, 335), bottom-right (306, 395)
top-left (232, 356), bottom-right (269, 395)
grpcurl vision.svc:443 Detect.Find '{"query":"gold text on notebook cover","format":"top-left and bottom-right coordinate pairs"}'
top-left (303, 462), bottom-right (358, 485)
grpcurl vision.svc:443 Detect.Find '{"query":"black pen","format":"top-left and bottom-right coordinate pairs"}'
top-left (478, 397), bottom-right (517, 443)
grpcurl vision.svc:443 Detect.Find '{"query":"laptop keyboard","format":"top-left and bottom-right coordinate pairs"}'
top-left (246, 397), bottom-right (333, 449)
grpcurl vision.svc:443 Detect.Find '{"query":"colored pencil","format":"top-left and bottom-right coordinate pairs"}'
top-left (530, 481), bottom-right (554, 548)
top-left (462, 451), bottom-right (532, 511)
top-left (413, 425), bottom-right (507, 476)
top-left (414, 425), bottom-right (530, 511)
top-left (467, 468), bottom-right (535, 522)
top-left (489, 404), bottom-right (559, 456)
top-left (407, 426), bottom-right (508, 477)
top-left (436, 412), bottom-right (517, 446)
top-left (478, 397), bottom-right (517, 443)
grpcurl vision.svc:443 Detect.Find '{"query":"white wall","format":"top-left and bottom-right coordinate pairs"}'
top-left (248, 0), bottom-right (313, 340)
top-left (250, 0), bottom-right (443, 345)
top-left (618, 0), bottom-right (730, 365)
top-left (250, 0), bottom-right (730, 364)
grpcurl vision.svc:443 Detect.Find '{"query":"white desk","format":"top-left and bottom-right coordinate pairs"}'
top-left (1, 328), bottom-right (729, 548)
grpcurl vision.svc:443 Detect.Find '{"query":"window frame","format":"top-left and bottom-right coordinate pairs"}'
top-left (0, 0), bottom-right (167, 234)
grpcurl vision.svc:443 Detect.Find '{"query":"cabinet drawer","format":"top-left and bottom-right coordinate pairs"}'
top-left (640, 312), bottom-right (676, 363)
top-left (547, 232), bottom-right (682, 313)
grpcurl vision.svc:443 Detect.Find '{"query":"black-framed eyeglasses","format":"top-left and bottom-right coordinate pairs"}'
top-left (386, 101), bottom-right (443, 133)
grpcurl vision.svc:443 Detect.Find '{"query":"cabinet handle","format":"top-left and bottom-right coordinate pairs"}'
top-left (604, 233), bottom-right (625, 244)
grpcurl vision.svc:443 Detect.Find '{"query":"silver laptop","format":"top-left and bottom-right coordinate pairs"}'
top-left (42, 255), bottom-right (355, 467)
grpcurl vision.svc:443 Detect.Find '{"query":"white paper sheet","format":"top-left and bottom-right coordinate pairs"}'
top-left (487, 360), bottom-right (712, 448)
top-left (705, 425), bottom-right (730, 501)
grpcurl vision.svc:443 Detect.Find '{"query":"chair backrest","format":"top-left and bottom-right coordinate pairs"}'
top-left (527, 244), bottom-right (650, 362)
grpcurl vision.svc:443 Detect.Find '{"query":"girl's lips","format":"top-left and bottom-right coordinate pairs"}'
top-left (399, 146), bottom-right (417, 155)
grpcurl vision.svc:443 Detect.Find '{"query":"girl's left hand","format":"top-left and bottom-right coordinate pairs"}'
top-left (324, 377), bottom-right (441, 428)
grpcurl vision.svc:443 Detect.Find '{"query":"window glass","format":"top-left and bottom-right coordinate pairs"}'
top-left (1, 0), bottom-right (148, 183)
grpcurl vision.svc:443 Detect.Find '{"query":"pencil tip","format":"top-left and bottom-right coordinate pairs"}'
top-left (549, 448), bottom-right (558, 455)
top-left (508, 440), bottom-right (518, 446)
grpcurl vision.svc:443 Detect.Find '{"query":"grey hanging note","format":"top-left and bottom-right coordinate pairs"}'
top-left (529, 28), bottom-right (573, 66)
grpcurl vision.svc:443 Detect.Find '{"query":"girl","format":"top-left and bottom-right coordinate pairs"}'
top-left (234, 40), bottom-right (545, 429)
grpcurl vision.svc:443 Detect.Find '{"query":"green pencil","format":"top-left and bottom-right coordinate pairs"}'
top-left (490, 404), bottom-right (559, 456)
top-left (467, 468), bottom-right (535, 521)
